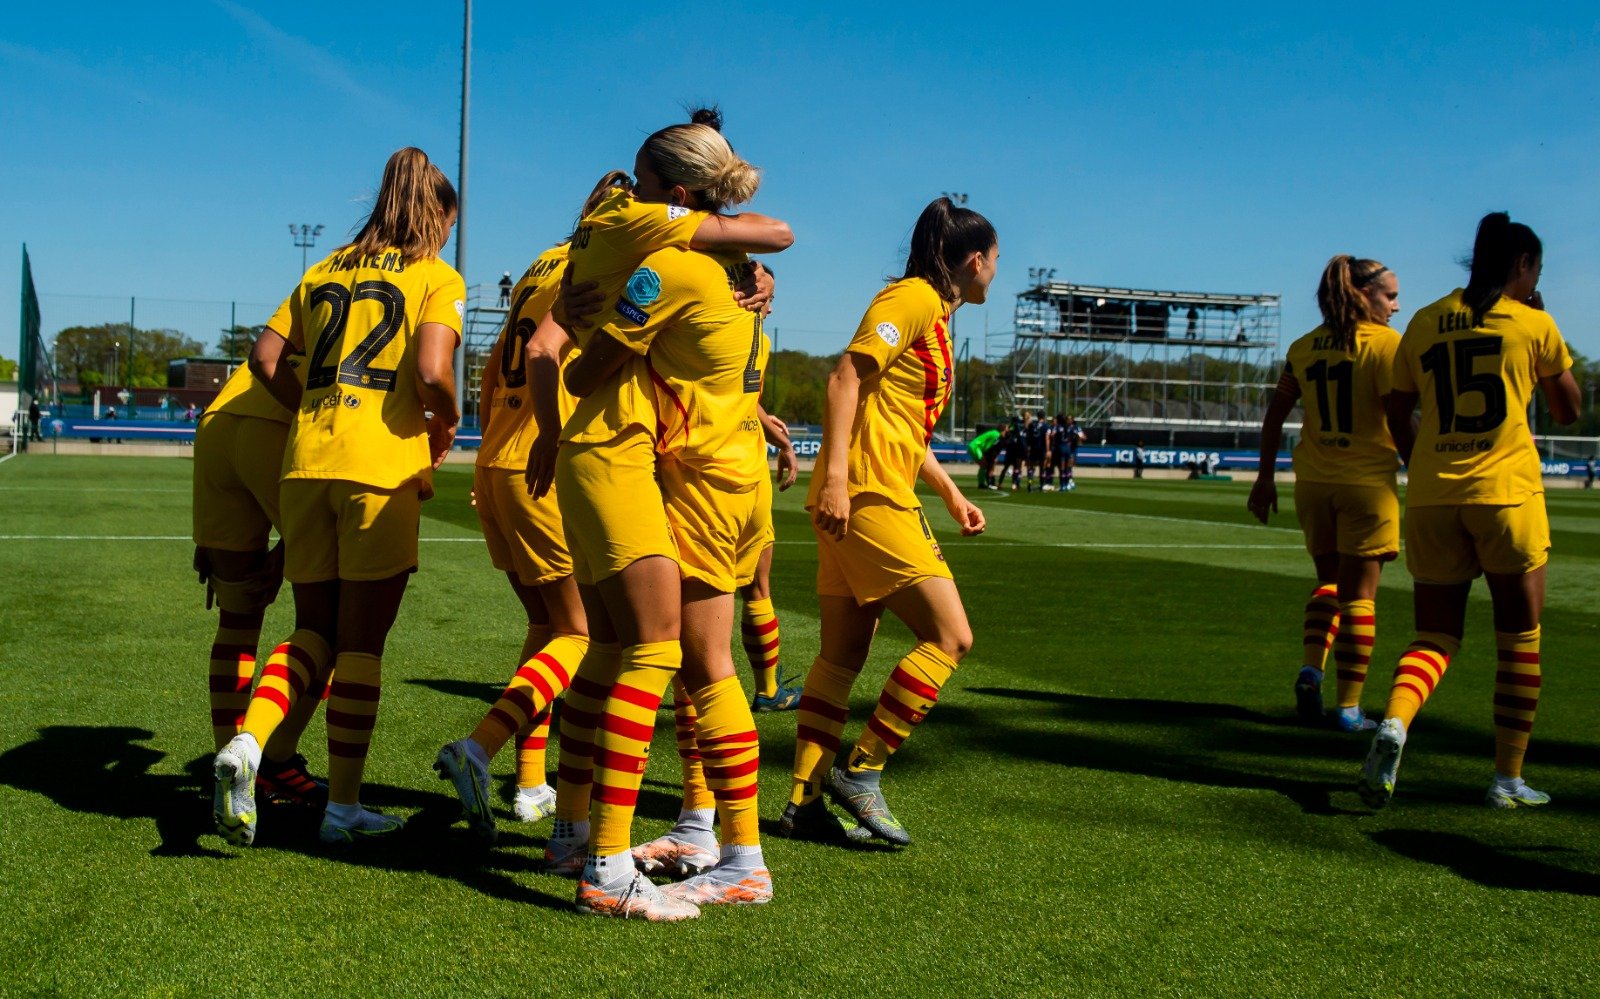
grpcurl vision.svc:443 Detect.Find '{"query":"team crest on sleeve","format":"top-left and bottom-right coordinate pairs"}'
top-left (455, 299), bottom-right (465, 317)
top-left (876, 322), bottom-right (901, 347)
top-left (625, 267), bottom-right (662, 307)
top-left (667, 205), bottom-right (691, 220)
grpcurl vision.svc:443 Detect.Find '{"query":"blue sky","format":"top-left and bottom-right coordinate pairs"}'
top-left (3, 2), bottom-right (1598, 363)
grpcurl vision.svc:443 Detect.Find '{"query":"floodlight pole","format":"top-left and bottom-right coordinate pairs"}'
top-left (452, 0), bottom-right (471, 423)
top-left (290, 224), bottom-right (324, 275)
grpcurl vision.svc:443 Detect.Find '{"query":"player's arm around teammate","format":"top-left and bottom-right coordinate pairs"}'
top-left (1360, 213), bottom-right (1580, 811)
top-left (533, 110), bottom-right (792, 921)
top-left (215, 147), bottom-right (464, 848)
top-left (1248, 255), bottom-right (1402, 733)
top-left (787, 196), bottom-right (995, 848)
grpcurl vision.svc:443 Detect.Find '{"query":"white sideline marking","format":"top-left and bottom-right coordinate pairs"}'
top-left (0, 534), bottom-right (1301, 552)
top-left (0, 452), bottom-right (15, 468)
top-left (985, 500), bottom-right (1302, 534)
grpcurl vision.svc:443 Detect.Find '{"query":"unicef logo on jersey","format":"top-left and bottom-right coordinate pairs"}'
top-left (343, 395), bottom-right (361, 410)
top-left (625, 267), bottom-right (662, 307)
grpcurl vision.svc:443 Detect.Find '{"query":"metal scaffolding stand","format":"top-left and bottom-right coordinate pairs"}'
top-left (460, 283), bottom-right (508, 426)
top-left (1009, 280), bottom-right (1281, 446)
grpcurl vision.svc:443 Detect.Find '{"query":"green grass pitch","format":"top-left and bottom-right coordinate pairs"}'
top-left (2, 455), bottom-right (1599, 996)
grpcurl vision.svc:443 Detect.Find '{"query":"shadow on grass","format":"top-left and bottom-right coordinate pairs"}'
top-left (958, 687), bottom-right (1367, 816)
top-left (0, 725), bottom-right (676, 912)
top-left (1370, 829), bottom-right (1600, 896)
top-left (405, 677), bottom-right (502, 705)
top-left (957, 684), bottom-right (1600, 828)
top-left (0, 725), bottom-right (228, 859)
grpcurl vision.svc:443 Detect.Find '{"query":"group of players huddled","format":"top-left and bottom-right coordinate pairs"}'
top-left (191, 105), bottom-right (1575, 923)
top-left (195, 109), bottom-right (994, 921)
top-left (969, 411), bottom-right (1087, 492)
top-left (1249, 214), bottom-right (1578, 811)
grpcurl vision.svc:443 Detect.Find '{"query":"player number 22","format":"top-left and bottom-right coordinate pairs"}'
top-left (306, 280), bottom-right (406, 392)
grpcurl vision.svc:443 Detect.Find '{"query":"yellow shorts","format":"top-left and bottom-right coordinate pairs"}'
top-left (1405, 497), bottom-right (1551, 584)
top-left (1293, 479), bottom-right (1400, 560)
top-left (555, 428), bottom-right (677, 586)
top-left (660, 458), bottom-right (760, 593)
top-left (192, 413), bottom-right (289, 552)
top-left (734, 472), bottom-right (774, 588)
top-left (474, 464), bottom-right (571, 586)
top-left (280, 478), bottom-right (422, 583)
top-left (814, 494), bottom-right (953, 605)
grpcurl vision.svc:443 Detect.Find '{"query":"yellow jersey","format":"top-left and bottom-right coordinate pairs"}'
top-left (1282, 321), bottom-right (1401, 486)
top-left (806, 277), bottom-right (953, 510)
top-left (1394, 288), bottom-right (1572, 506)
top-left (609, 248), bottom-right (769, 490)
top-left (205, 297), bottom-right (297, 424)
top-left (478, 243), bottom-right (575, 469)
top-left (279, 246), bottom-right (465, 493)
top-left (558, 188), bottom-right (707, 444)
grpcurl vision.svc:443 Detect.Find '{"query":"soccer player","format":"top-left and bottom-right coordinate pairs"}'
top-left (192, 345), bottom-right (325, 806)
top-left (564, 242), bottom-right (787, 908)
top-left (1054, 413), bottom-right (1086, 491)
top-left (1360, 212), bottom-right (1579, 809)
top-left (1023, 411), bottom-right (1046, 491)
top-left (785, 196), bottom-right (993, 846)
top-left (522, 108), bottom-right (791, 920)
top-left (431, 173), bottom-right (624, 841)
top-left (740, 426), bottom-right (802, 714)
top-left (214, 147), bottom-right (465, 846)
top-left (967, 425), bottom-right (1000, 491)
top-left (1248, 255), bottom-right (1402, 732)
top-left (999, 417), bottom-right (1025, 490)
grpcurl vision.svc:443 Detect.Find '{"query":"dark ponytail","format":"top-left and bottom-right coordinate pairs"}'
top-left (901, 197), bottom-right (997, 302)
top-left (1462, 211), bottom-right (1541, 326)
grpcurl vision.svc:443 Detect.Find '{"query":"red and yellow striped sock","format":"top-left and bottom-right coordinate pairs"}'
top-left (1333, 598), bottom-right (1376, 709)
top-left (789, 656), bottom-right (860, 806)
top-left (741, 597), bottom-right (781, 699)
top-left (513, 624), bottom-right (554, 789)
top-left (1302, 584), bottom-right (1340, 671)
top-left (590, 640), bottom-right (680, 857)
top-left (516, 708), bottom-right (552, 789)
top-left (849, 643), bottom-right (958, 772)
top-left (240, 629), bottom-right (331, 748)
top-left (1493, 628), bottom-right (1541, 779)
top-left (326, 652), bottom-right (382, 805)
top-left (554, 644), bottom-right (621, 824)
top-left (264, 648), bottom-right (334, 763)
top-left (520, 623), bottom-right (552, 670)
top-left (470, 634), bottom-right (589, 759)
top-left (209, 609), bottom-right (264, 750)
top-left (1384, 631), bottom-right (1461, 730)
top-left (673, 679), bottom-right (715, 812)
top-left (691, 675), bottom-right (761, 848)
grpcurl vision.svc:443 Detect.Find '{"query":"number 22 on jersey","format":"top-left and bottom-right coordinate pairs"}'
top-left (306, 280), bottom-right (406, 392)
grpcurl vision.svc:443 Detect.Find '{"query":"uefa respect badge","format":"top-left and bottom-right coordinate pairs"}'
top-left (625, 267), bottom-right (662, 307)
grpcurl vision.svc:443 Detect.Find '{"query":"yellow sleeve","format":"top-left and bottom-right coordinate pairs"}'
top-left (264, 293), bottom-right (294, 339)
top-left (615, 198), bottom-right (707, 255)
top-left (847, 282), bottom-right (936, 372)
top-left (1373, 329), bottom-right (1399, 397)
top-left (1392, 317), bottom-right (1424, 394)
top-left (286, 284), bottom-right (308, 350)
top-left (1282, 340), bottom-right (1304, 384)
top-left (421, 268), bottom-right (467, 341)
top-left (1534, 313), bottom-right (1573, 379)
